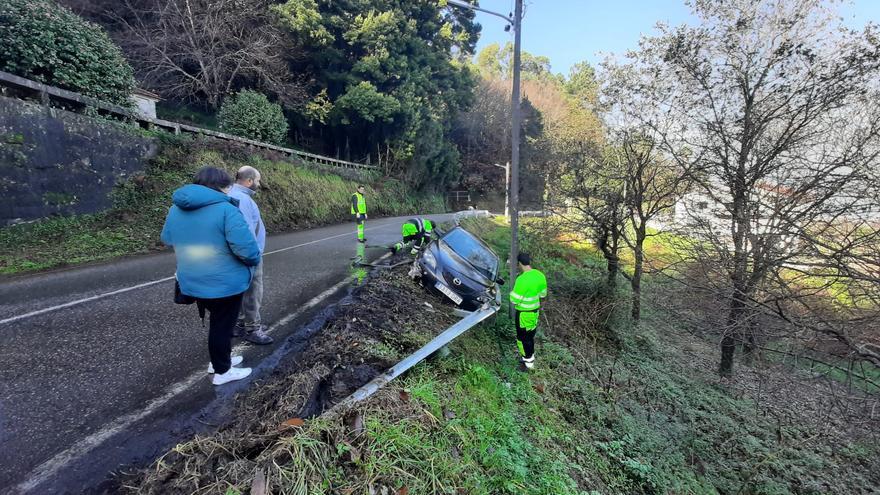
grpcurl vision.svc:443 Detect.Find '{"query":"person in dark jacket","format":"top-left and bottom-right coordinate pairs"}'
top-left (161, 167), bottom-right (262, 385)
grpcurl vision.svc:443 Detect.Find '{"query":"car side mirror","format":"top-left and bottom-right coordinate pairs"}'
top-left (495, 277), bottom-right (505, 286)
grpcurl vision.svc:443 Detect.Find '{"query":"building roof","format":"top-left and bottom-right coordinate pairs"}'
top-left (132, 88), bottom-right (162, 101)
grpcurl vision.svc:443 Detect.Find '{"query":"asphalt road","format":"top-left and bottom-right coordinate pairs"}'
top-left (0, 213), bottom-right (454, 494)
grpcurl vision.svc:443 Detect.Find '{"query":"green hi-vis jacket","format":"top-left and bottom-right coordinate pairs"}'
top-left (401, 218), bottom-right (433, 237)
top-left (351, 192), bottom-right (367, 215)
top-left (509, 269), bottom-right (547, 329)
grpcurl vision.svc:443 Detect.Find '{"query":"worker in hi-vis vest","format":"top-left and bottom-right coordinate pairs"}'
top-left (390, 218), bottom-right (434, 255)
top-left (508, 252), bottom-right (547, 370)
top-left (351, 185), bottom-right (367, 242)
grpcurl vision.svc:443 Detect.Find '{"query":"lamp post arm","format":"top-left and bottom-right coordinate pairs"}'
top-left (446, 0), bottom-right (513, 26)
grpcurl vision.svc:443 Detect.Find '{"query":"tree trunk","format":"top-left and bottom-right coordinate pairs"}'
top-left (631, 227), bottom-right (645, 321)
top-left (721, 189), bottom-right (749, 377)
top-left (721, 282), bottom-right (748, 376)
top-left (742, 317), bottom-right (757, 365)
top-left (597, 228), bottom-right (619, 287)
top-left (607, 256), bottom-right (619, 286)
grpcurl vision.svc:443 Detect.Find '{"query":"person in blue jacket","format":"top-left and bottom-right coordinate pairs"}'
top-left (161, 167), bottom-right (261, 385)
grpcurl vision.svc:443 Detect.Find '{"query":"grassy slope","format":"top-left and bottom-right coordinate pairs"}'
top-left (221, 218), bottom-right (878, 495)
top-left (0, 134), bottom-right (444, 274)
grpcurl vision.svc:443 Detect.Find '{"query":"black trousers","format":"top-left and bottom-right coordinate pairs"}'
top-left (199, 293), bottom-right (244, 375)
top-left (515, 310), bottom-right (537, 359)
top-left (402, 233), bottom-right (429, 249)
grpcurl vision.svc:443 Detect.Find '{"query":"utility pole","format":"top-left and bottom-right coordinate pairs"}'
top-left (446, 0), bottom-right (523, 307)
top-left (509, 0), bottom-right (523, 301)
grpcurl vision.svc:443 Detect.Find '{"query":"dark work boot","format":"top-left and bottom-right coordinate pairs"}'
top-left (233, 322), bottom-right (244, 338)
top-left (244, 326), bottom-right (273, 345)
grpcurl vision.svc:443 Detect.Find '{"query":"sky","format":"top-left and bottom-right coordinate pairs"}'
top-left (470, 0), bottom-right (880, 77)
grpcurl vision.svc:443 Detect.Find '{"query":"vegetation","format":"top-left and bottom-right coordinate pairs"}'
top-left (531, 0), bottom-right (880, 380)
top-left (65, 0), bottom-right (481, 189)
top-left (0, 0), bottom-right (135, 105)
top-left (453, 42), bottom-right (604, 210)
top-left (0, 134), bottom-right (443, 275)
top-left (129, 217), bottom-right (879, 494)
top-left (218, 90), bottom-right (289, 145)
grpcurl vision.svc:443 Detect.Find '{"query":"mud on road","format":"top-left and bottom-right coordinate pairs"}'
top-left (116, 258), bottom-right (458, 493)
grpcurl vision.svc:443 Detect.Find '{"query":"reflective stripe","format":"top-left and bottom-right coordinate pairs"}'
top-left (519, 295), bottom-right (540, 301)
top-left (516, 303), bottom-right (540, 310)
top-left (509, 292), bottom-right (524, 301)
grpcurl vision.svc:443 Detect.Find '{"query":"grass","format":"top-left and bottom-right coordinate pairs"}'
top-left (0, 134), bottom-right (444, 275)
top-left (203, 217), bottom-right (878, 494)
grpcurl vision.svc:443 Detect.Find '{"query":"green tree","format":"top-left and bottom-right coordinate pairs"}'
top-left (0, 0), bottom-right (134, 105)
top-left (218, 90), bottom-right (289, 145)
top-left (476, 42), bottom-right (505, 78)
top-left (274, 0), bottom-right (479, 188)
top-left (565, 61), bottom-right (599, 106)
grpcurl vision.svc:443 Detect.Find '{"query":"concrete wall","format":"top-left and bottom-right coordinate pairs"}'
top-left (0, 96), bottom-right (158, 226)
top-left (131, 95), bottom-right (157, 119)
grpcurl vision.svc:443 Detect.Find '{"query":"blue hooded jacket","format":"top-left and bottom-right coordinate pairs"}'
top-left (161, 184), bottom-right (261, 299)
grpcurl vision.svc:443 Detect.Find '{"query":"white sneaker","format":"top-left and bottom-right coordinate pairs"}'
top-left (212, 366), bottom-right (252, 385)
top-left (523, 356), bottom-right (535, 369)
top-left (207, 355), bottom-right (243, 374)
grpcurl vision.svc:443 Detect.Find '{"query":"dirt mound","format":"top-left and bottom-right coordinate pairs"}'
top-left (120, 263), bottom-right (458, 494)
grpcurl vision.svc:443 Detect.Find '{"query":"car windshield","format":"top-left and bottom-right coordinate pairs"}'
top-left (440, 228), bottom-right (498, 280)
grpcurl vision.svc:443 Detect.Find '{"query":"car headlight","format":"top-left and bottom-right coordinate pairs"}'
top-left (422, 249), bottom-right (437, 270)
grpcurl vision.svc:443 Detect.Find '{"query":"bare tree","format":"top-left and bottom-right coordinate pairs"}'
top-left (547, 145), bottom-right (627, 287)
top-left (610, 0), bottom-right (880, 375)
top-left (113, 0), bottom-right (306, 108)
top-left (616, 130), bottom-right (689, 321)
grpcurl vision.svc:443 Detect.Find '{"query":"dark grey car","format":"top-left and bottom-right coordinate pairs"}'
top-left (412, 226), bottom-right (502, 310)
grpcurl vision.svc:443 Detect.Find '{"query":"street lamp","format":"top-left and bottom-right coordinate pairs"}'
top-left (447, 0), bottom-right (523, 295)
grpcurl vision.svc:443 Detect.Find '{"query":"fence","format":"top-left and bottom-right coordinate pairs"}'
top-left (0, 70), bottom-right (377, 172)
top-left (448, 190), bottom-right (471, 202)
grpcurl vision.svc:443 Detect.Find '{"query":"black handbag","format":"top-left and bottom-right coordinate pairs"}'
top-left (174, 280), bottom-right (196, 305)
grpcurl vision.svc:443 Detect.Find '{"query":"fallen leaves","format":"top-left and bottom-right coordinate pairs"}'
top-left (280, 417), bottom-right (305, 428)
top-left (345, 410), bottom-right (365, 436)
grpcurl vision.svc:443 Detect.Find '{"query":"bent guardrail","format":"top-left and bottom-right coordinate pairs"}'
top-left (331, 304), bottom-right (498, 410)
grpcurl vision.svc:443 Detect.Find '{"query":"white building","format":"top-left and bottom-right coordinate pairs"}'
top-left (671, 183), bottom-right (802, 253)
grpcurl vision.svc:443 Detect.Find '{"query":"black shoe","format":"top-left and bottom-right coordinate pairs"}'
top-left (358, 238), bottom-right (367, 243)
top-left (232, 323), bottom-right (244, 338)
top-left (244, 327), bottom-right (273, 345)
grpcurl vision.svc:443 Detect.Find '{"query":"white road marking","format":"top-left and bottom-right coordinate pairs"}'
top-left (14, 252), bottom-right (388, 494)
top-left (0, 221), bottom-right (395, 326)
top-left (0, 277), bottom-right (176, 326)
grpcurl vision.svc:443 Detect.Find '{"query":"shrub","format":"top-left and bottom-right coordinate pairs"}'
top-left (218, 90), bottom-right (289, 145)
top-left (0, 0), bottom-right (135, 106)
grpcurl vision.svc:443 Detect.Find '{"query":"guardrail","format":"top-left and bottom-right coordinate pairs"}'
top-left (0, 70), bottom-right (377, 172)
top-left (330, 304), bottom-right (498, 410)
